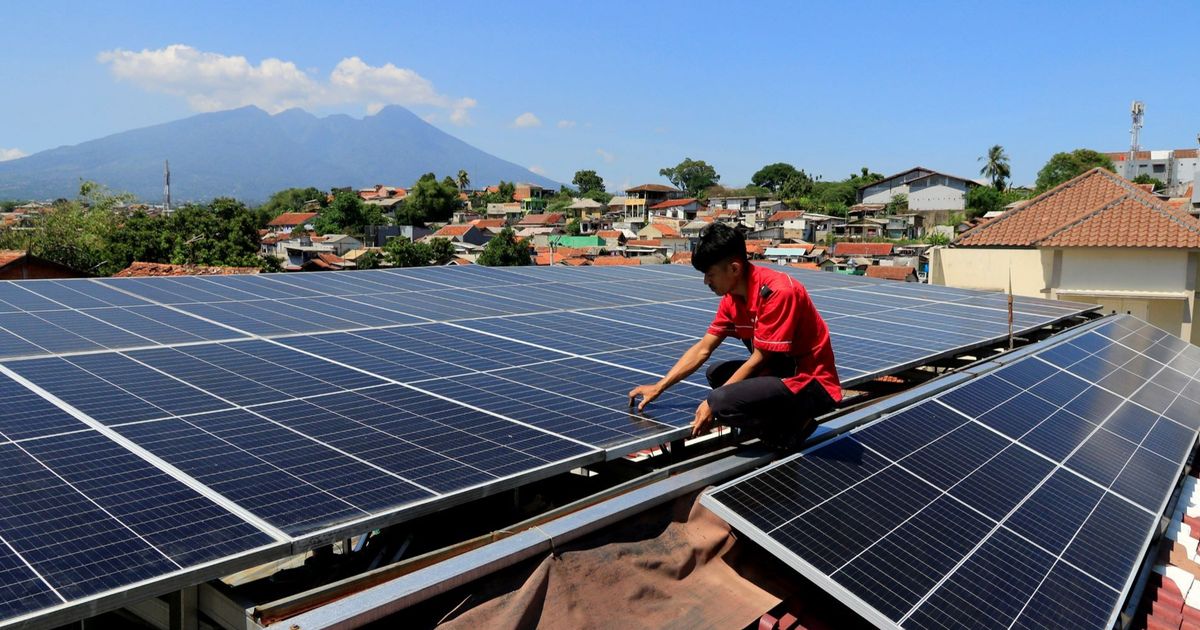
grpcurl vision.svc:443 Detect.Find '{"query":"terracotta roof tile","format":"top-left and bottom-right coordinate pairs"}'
top-left (267, 212), bottom-right (318, 227)
top-left (0, 250), bottom-right (26, 268)
top-left (643, 223), bottom-right (681, 237)
top-left (832, 242), bottom-right (893, 257)
top-left (625, 184), bottom-right (680, 193)
top-left (517, 213), bottom-right (565, 226)
top-left (957, 168), bottom-right (1200, 248)
top-left (767, 211), bottom-right (805, 222)
top-left (865, 265), bottom-right (917, 281)
top-left (788, 262), bottom-right (820, 270)
top-left (597, 230), bottom-right (623, 238)
top-left (592, 256), bottom-right (641, 266)
top-left (670, 252), bottom-right (692, 264)
top-left (434, 224), bottom-right (474, 237)
top-left (649, 197), bottom-right (698, 209)
top-left (626, 239), bottom-right (663, 247)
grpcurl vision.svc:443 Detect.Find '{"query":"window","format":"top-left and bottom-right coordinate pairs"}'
top-left (1153, 164), bottom-right (1166, 173)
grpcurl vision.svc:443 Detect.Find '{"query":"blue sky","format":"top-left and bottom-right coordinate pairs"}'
top-left (2, 1), bottom-right (1198, 190)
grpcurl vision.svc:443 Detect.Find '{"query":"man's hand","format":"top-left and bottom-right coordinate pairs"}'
top-left (628, 384), bottom-right (662, 412)
top-left (691, 400), bottom-right (714, 437)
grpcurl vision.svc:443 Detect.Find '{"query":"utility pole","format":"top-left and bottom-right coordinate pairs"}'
top-left (164, 159), bottom-right (172, 214)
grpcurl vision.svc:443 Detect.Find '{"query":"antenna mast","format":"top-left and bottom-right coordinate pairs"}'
top-left (1129, 101), bottom-right (1145, 157)
top-left (164, 159), bottom-right (171, 214)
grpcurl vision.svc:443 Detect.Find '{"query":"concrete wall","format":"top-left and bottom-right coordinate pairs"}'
top-left (930, 247), bottom-right (1050, 296)
top-left (1058, 249), bottom-right (1189, 294)
top-left (909, 180), bottom-right (969, 211)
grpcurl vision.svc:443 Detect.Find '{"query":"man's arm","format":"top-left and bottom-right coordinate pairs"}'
top-left (689, 346), bottom-right (776, 436)
top-left (628, 333), bottom-right (724, 411)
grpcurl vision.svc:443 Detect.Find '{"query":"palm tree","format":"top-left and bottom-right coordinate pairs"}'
top-left (456, 169), bottom-right (470, 192)
top-left (978, 145), bottom-right (1011, 191)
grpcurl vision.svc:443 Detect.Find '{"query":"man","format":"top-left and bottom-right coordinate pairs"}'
top-left (628, 223), bottom-right (840, 447)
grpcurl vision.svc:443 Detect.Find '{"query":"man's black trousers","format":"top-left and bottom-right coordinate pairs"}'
top-left (705, 358), bottom-right (836, 441)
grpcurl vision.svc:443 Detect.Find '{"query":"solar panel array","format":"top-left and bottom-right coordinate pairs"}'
top-left (0, 264), bottom-right (1094, 625)
top-left (703, 315), bottom-right (1200, 629)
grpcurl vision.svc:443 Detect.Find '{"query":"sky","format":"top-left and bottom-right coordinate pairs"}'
top-left (2, 0), bottom-right (1198, 190)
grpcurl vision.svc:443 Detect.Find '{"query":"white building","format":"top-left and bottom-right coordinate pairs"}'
top-left (858, 167), bottom-right (978, 222)
top-left (1105, 149), bottom-right (1198, 195)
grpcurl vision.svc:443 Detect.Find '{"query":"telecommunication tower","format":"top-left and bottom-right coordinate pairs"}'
top-left (1129, 101), bottom-right (1145, 155)
top-left (164, 160), bottom-right (171, 214)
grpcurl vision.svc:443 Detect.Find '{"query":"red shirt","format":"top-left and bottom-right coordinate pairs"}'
top-left (706, 265), bottom-right (841, 402)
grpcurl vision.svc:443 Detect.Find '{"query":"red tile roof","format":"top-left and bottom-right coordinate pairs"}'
top-left (561, 257), bottom-right (590, 266)
top-left (643, 223), bottom-right (681, 237)
top-left (766, 211), bottom-right (805, 223)
top-left (470, 219), bottom-right (507, 230)
top-left (0, 251), bottom-right (25, 268)
top-left (267, 212), bottom-right (318, 227)
top-left (788, 262), bottom-right (820, 270)
top-left (956, 168), bottom-right (1200, 248)
top-left (775, 243), bottom-right (813, 251)
top-left (669, 252), bottom-right (692, 264)
top-left (865, 265), bottom-right (917, 281)
top-left (433, 224), bottom-right (474, 237)
top-left (649, 198), bottom-right (697, 209)
top-left (625, 239), bottom-right (663, 247)
top-left (114, 262), bottom-right (260, 277)
top-left (592, 256), bottom-right (641, 265)
top-left (517, 213), bottom-right (565, 226)
top-left (832, 242), bottom-right (893, 257)
top-left (597, 230), bottom-right (623, 239)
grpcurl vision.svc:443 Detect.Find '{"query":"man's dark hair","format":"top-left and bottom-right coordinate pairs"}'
top-left (692, 223), bottom-right (748, 272)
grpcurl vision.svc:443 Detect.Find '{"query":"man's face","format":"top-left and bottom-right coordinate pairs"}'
top-left (702, 258), bottom-right (740, 296)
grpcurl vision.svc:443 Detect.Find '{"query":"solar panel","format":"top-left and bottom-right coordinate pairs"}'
top-left (0, 264), bottom-right (1101, 626)
top-left (702, 315), bottom-right (1200, 629)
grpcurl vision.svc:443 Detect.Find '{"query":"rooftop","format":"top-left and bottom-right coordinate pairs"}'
top-left (113, 262), bottom-right (260, 277)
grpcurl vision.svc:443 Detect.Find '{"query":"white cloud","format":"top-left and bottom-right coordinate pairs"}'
top-left (529, 165), bottom-right (547, 175)
top-left (512, 112), bottom-right (542, 128)
top-left (557, 120), bottom-right (577, 129)
top-left (0, 148), bottom-right (27, 162)
top-left (97, 45), bottom-right (477, 125)
top-left (596, 148), bottom-right (616, 164)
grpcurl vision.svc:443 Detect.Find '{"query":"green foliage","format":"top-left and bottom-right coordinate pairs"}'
top-left (478, 180), bottom-right (516, 206)
top-left (965, 186), bottom-right (1002, 218)
top-left (581, 188), bottom-right (613, 205)
top-left (428, 237), bottom-right (455, 265)
top-left (0, 199), bottom-right (26, 213)
top-left (477, 227), bottom-right (531, 266)
top-left (978, 145), bottom-right (1011, 191)
top-left (659, 158), bottom-right (720, 196)
top-left (751, 163), bottom-right (801, 193)
top-left (381, 236), bottom-right (455, 267)
top-left (884, 193), bottom-right (908, 215)
top-left (546, 196), bottom-right (574, 214)
top-left (456, 169), bottom-right (470, 191)
top-left (354, 251), bottom-right (381, 270)
top-left (565, 219), bottom-right (581, 236)
top-left (779, 171), bottom-right (815, 199)
top-left (926, 232), bottom-right (951, 246)
top-left (1132, 174), bottom-right (1165, 189)
top-left (397, 174), bottom-right (461, 227)
top-left (1035, 149), bottom-right (1115, 192)
top-left (0, 200), bottom-right (118, 274)
top-left (165, 198), bottom-right (268, 268)
top-left (946, 212), bottom-right (967, 226)
top-left (572, 170), bottom-right (605, 195)
top-left (312, 190), bottom-right (382, 237)
top-left (259, 187), bottom-right (326, 221)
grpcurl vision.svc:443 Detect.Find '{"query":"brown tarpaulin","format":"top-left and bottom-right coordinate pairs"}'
top-left (429, 490), bottom-right (792, 630)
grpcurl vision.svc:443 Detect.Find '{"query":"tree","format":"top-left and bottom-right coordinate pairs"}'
top-left (477, 227), bottom-right (531, 266)
top-left (926, 232), bottom-right (951, 246)
top-left (312, 190), bottom-right (381, 237)
top-left (383, 238), bottom-right (433, 267)
top-left (779, 171), bottom-right (815, 200)
top-left (457, 169), bottom-right (471, 192)
top-left (355, 250), bottom-right (380, 269)
top-left (398, 173), bottom-right (461, 226)
top-left (1132, 174), bottom-right (1165, 190)
top-left (659, 158), bottom-right (720, 196)
top-left (964, 186), bottom-right (1003, 218)
top-left (572, 170), bottom-right (605, 195)
top-left (166, 198), bottom-right (267, 268)
top-left (428, 237), bottom-right (456, 265)
top-left (565, 219), bottom-right (581, 236)
top-left (1034, 149), bottom-right (1115, 192)
top-left (884, 193), bottom-right (908, 215)
top-left (978, 145), bottom-right (1011, 191)
top-left (751, 162), bottom-right (800, 193)
top-left (259, 187), bottom-right (326, 222)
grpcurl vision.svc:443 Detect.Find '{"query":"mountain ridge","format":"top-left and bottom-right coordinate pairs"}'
top-left (0, 105), bottom-right (558, 203)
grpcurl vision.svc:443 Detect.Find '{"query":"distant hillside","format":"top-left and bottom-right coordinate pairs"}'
top-left (0, 106), bottom-right (558, 203)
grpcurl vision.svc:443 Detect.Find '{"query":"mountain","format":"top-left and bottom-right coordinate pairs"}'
top-left (0, 106), bottom-right (558, 203)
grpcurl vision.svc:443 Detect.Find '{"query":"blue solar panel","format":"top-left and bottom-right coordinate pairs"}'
top-left (703, 317), bottom-right (1200, 629)
top-left (0, 371), bottom-right (88, 440)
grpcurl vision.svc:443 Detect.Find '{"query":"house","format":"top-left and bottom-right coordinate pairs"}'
top-left (548, 235), bottom-right (606, 249)
top-left (267, 212), bottom-right (319, 233)
top-left (374, 225), bottom-right (432, 247)
top-left (517, 213), bottom-right (566, 229)
top-left (277, 233), bottom-right (337, 270)
top-left (1105, 149), bottom-right (1198, 195)
top-left (858, 167), bottom-right (979, 224)
top-left (565, 198), bottom-right (605, 220)
top-left (681, 219), bottom-right (710, 242)
top-left (669, 252), bottom-right (693, 265)
top-left (931, 167), bottom-right (1200, 344)
top-left (763, 247), bottom-right (813, 265)
top-left (597, 230), bottom-right (627, 249)
top-left (865, 265), bottom-right (919, 282)
top-left (470, 218), bottom-right (510, 236)
top-left (832, 242), bottom-right (893, 259)
top-left (842, 218), bottom-right (889, 240)
top-left (708, 195), bottom-right (770, 227)
top-left (592, 256), bottom-right (642, 266)
top-left (357, 185), bottom-right (406, 201)
top-left (637, 222), bottom-right (683, 241)
top-left (427, 224), bottom-right (490, 247)
top-left (802, 213), bottom-right (843, 244)
top-left (622, 184), bottom-right (684, 226)
top-left (486, 202), bottom-right (523, 223)
top-left (317, 234), bottom-right (365, 256)
top-left (649, 198), bottom-right (703, 221)
top-left (513, 183), bottom-right (548, 212)
top-left (301, 252), bottom-right (350, 271)
top-left (0, 250), bottom-right (91, 280)
top-left (885, 214), bottom-right (922, 239)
